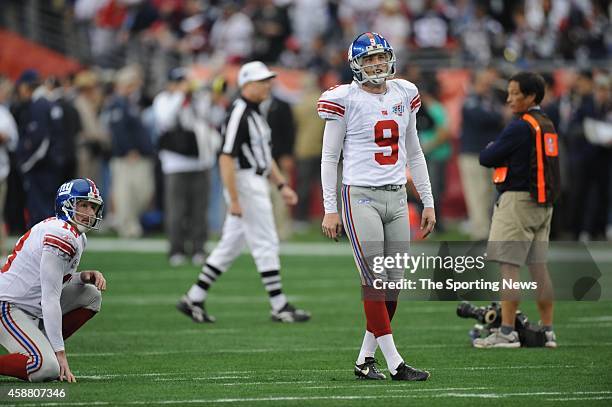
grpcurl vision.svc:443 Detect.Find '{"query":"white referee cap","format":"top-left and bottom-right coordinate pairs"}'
top-left (237, 61), bottom-right (276, 87)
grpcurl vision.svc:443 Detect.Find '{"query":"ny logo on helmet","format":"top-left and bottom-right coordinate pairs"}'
top-left (58, 182), bottom-right (74, 195)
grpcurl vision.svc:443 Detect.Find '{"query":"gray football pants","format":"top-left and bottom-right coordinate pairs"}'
top-left (340, 185), bottom-right (410, 287)
top-left (0, 278), bottom-right (101, 382)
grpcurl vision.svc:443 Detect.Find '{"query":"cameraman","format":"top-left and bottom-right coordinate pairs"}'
top-left (477, 72), bottom-right (559, 349)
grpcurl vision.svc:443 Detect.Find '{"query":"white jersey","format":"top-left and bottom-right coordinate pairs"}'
top-left (0, 218), bottom-right (86, 317)
top-left (318, 79), bottom-right (433, 213)
top-left (318, 79), bottom-right (422, 186)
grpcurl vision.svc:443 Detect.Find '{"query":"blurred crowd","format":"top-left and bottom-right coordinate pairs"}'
top-left (0, 0), bottom-right (611, 264)
top-left (2, 0), bottom-right (611, 91)
top-left (1, 64), bottom-right (610, 249)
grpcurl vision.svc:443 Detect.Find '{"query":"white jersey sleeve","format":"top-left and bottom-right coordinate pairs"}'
top-left (395, 79), bottom-right (434, 208)
top-left (40, 223), bottom-right (81, 351)
top-left (320, 120), bottom-right (346, 214)
top-left (317, 85), bottom-right (350, 122)
top-left (40, 250), bottom-right (70, 352)
top-left (42, 225), bottom-right (79, 260)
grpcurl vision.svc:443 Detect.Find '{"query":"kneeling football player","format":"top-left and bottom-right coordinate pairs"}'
top-left (0, 178), bottom-right (106, 382)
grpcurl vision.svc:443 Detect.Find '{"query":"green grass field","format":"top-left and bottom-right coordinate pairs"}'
top-left (1, 246), bottom-right (611, 406)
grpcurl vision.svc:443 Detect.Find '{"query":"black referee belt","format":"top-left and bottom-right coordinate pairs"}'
top-left (239, 167), bottom-right (267, 176)
top-left (369, 184), bottom-right (403, 191)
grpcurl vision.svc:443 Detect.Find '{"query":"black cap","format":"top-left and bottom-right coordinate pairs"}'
top-left (167, 67), bottom-right (187, 82)
top-left (17, 69), bottom-right (40, 86)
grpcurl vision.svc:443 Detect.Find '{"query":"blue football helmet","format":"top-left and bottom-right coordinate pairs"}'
top-left (55, 178), bottom-right (104, 233)
top-left (348, 32), bottom-right (396, 85)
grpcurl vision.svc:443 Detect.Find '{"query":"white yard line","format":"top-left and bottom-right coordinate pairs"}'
top-left (547, 396), bottom-right (612, 401)
top-left (68, 341), bottom-right (612, 358)
top-left (219, 381), bottom-right (317, 386)
top-left (153, 376), bottom-right (251, 382)
top-left (68, 344), bottom-right (461, 358)
top-left (75, 364), bottom-right (589, 382)
top-left (18, 391), bottom-right (612, 406)
top-left (571, 315), bottom-right (612, 322)
top-left (78, 328), bottom-right (240, 337)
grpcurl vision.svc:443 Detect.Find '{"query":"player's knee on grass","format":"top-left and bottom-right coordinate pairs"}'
top-left (82, 284), bottom-right (102, 312)
top-left (29, 358), bottom-right (60, 383)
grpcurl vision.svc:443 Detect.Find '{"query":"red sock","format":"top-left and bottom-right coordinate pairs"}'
top-left (363, 300), bottom-right (392, 337)
top-left (0, 353), bottom-right (29, 381)
top-left (385, 301), bottom-right (398, 321)
top-left (62, 308), bottom-right (97, 339)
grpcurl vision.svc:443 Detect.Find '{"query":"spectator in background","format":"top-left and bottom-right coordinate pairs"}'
top-left (102, 65), bottom-right (154, 238)
top-left (197, 75), bottom-right (230, 236)
top-left (90, 0), bottom-right (128, 68)
top-left (417, 75), bottom-right (451, 232)
top-left (289, 0), bottom-right (329, 54)
top-left (44, 76), bottom-right (81, 184)
top-left (523, 0), bottom-right (566, 60)
top-left (73, 70), bottom-right (110, 185)
top-left (153, 68), bottom-right (220, 266)
top-left (412, 0), bottom-right (452, 49)
top-left (373, 0), bottom-right (410, 61)
top-left (458, 68), bottom-right (504, 240)
top-left (541, 72), bottom-right (571, 239)
top-left (559, 1), bottom-right (608, 62)
top-left (292, 75), bottom-right (325, 230)
top-left (456, 2), bottom-right (505, 66)
top-left (73, 0), bottom-right (108, 63)
top-left (209, 2), bottom-right (253, 64)
top-left (12, 70), bottom-right (64, 228)
top-left (0, 77), bottom-right (19, 259)
top-left (567, 71), bottom-right (611, 240)
top-left (261, 90), bottom-right (296, 240)
top-left (338, 0), bottom-right (383, 39)
top-left (174, 0), bottom-right (215, 63)
top-left (592, 75), bottom-right (612, 241)
top-left (590, 73), bottom-right (611, 229)
top-left (304, 35), bottom-right (333, 78)
top-left (251, 0), bottom-right (292, 64)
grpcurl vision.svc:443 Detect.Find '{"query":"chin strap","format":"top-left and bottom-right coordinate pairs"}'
top-left (75, 223), bottom-right (90, 233)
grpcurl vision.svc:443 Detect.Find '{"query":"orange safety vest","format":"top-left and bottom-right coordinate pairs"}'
top-left (493, 110), bottom-right (561, 206)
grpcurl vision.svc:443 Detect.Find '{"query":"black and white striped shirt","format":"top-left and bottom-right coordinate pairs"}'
top-left (221, 97), bottom-right (272, 175)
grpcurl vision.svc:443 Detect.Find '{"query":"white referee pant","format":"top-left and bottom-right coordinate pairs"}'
top-left (207, 170), bottom-right (280, 273)
top-left (0, 278), bottom-right (101, 382)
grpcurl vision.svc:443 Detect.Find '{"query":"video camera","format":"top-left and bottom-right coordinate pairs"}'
top-left (456, 301), bottom-right (547, 347)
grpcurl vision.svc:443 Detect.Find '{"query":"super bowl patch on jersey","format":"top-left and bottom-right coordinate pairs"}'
top-left (392, 102), bottom-right (405, 116)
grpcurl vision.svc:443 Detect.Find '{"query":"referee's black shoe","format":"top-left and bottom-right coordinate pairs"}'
top-left (391, 362), bottom-right (430, 381)
top-left (270, 303), bottom-right (311, 322)
top-left (177, 295), bottom-right (216, 323)
top-left (354, 357), bottom-right (386, 380)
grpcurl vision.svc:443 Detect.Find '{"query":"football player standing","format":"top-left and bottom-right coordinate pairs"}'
top-left (0, 179), bottom-right (106, 382)
top-left (320, 32), bottom-right (435, 381)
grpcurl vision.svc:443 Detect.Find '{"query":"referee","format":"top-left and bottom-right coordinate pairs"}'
top-left (178, 61), bottom-right (310, 323)
top-left (476, 72), bottom-right (559, 348)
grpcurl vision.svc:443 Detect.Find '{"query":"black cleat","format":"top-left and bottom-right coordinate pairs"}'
top-left (177, 295), bottom-right (215, 323)
top-left (354, 357), bottom-right (386, 380)
top-left (391, 362), bottom-right (430, 381)
top-left (270, 303), bottom-right (311, 323)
